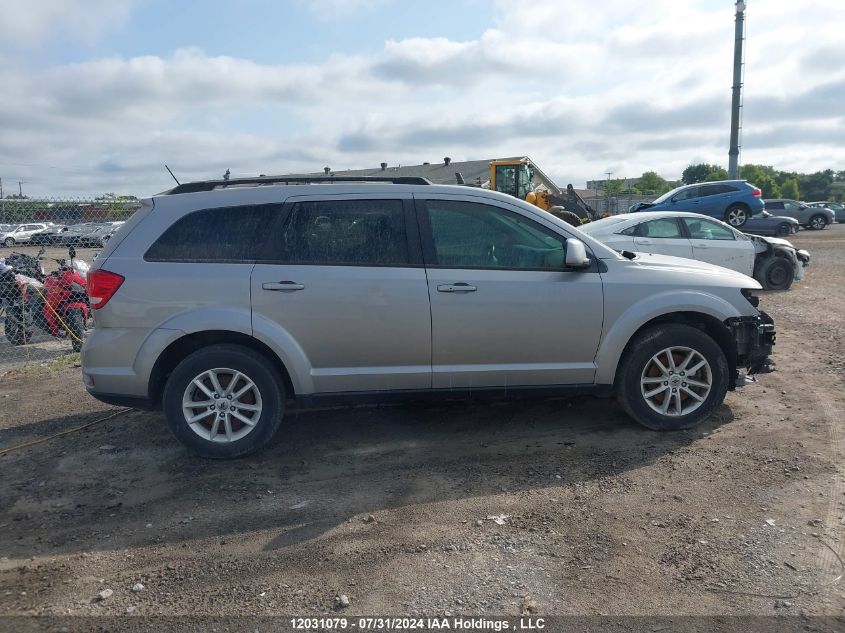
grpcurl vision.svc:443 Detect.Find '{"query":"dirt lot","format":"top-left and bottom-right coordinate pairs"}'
top-left (0, 228), bottom-right (843, 630)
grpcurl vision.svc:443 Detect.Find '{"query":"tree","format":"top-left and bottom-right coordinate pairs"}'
top-left (704, 167), bottom-right (729, 181)
top-left (682, 163), bottom-right (724, 184)
top-left (740, 164), bottom-right (781, 198)
top-left (632, 171), bottom-right (671, 195)
top-left (780, 178), bottom-right (800, 201)
top-left (796, 170), bottom-right (834, 201)
top-left (603, 178), bottom-right (626, 198)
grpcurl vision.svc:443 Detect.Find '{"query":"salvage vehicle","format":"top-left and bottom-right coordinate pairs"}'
top-left (735, 210), bottom-right (799, 237)
top-left (577, 211), bottom-right (809, 291)
top-left (628, 181), bottom-right (764, 227)
top-left (806, 201), bottom-right (845, 224)
top-left (764, 199), bottom-right (835, 230)
top-left (0, 223), bottom-right (50, 247)
top-left (82, 176), bottom-right (775, 458)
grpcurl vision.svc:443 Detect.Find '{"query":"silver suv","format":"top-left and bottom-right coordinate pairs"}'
top-left (82, 176), bottom-right (775, 458)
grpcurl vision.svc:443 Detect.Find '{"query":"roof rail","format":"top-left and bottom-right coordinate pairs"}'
top-left (164, 175), bottom-right (433, 195)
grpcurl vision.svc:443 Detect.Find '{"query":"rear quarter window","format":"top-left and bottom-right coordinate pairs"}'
top-left (144, 204), bottom-right (281, 263)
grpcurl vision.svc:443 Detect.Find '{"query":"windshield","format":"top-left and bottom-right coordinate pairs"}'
top-left (651, 184), bottom-right (687, 204)
top-left (494, 163), bottom-right (533, 200)
top-left (578, 216), bottom-right (631, 234)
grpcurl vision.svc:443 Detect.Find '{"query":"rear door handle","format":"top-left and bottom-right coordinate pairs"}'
top-left (437, 283), bottom-right (477, 293)
top-left (695, 244), bottom-right (709, 249)
top-left (262, 281), bottom-right (305, 292)
top-left (635, 239), bottom-right (652, 245)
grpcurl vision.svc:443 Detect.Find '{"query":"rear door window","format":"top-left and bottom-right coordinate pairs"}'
top-left (273, 199), bottom-right (409, 266)
top-left (636, 218), bottom-right (683, 238)
top-left (144, 204), bottom-right (280, 262)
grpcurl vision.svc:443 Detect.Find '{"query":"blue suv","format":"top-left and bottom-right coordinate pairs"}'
top-left (629, 180), bottom-right (765, 227)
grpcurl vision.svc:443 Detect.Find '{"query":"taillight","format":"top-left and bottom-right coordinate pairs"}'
top-left (87, 269), bottom-right (124, 309)
top-left (752, 187), bottom-right (762, 197)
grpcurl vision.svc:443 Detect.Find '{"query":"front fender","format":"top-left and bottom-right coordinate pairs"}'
top-left (594, 289), bottom-right (741, 385)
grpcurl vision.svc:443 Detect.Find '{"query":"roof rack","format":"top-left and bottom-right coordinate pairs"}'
top-left (165, 175), bottom-right (433, 195)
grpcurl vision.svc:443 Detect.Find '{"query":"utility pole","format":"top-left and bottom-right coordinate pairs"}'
top-left (18, 181), bottom-right (23, 197)
top-left (728, 0), bottom-right (746, 179)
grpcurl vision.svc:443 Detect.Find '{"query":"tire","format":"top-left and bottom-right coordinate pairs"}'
top-left (808, 214), bottom-right (828, 230)
top-left (4, 237), bottom-right (14, 247)
top-left (162, 344), bottom-right (284, 459)
top-left (754, 256), bottom-right (794, 291)
top-left (776, 223), bottom-right (791, 237)
top-left (725, 205), bottom-right (749, 227)
top-left (4, 311), bottom-right (27, 346)
top-left (65, 308), bottom-right (85, 352)
top-left (616, 324), bottom-right (729, 431)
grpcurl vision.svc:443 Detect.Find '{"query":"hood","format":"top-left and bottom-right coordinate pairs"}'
top-left (627, 251), bottom-right (759, 287)
top-left (629, 202), bottom-right (654, 212)
top-left (747, 234), bottom-right (796, 253)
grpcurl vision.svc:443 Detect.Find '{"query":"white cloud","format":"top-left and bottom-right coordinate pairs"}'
top-left (1, 0), bottom-right (844, 197)
top-left (0, 0), bottom-right (137, 47)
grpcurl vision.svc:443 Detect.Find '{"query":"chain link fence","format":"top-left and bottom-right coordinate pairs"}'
top-left (0, 197), bottom-right (140, 372)
top-left (582, 193), bottom-right (655, 216)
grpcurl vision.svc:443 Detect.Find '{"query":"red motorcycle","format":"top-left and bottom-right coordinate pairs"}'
top-left (0, 246), bottom-right (90, 352)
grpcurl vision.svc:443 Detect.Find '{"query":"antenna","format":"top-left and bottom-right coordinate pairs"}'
top-left (165, 164), bottom-right (181, 186)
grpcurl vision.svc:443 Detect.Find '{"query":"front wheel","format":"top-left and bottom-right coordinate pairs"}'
top-left (65, 308), bottom-right (85, 352)
top-left (725, 205), bottom-right (748, 227)
top-left (808, 214), bottom-right (828, 230)
top-left (3, 237), bottom-right (14, 247)
top-left (754, 256), bottom-right (794, 291)
top-left (4, 311), bottom-right (28, 346)
top-left (776, 223), bottom-right (791, 237)
top-left (162, 344), bottom-right (285, 458)
top-left (616, 324), bottom-right (729, 431)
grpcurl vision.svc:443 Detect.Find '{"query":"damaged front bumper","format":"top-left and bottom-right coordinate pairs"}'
top-left (726, 311), bottom-right (776, 387)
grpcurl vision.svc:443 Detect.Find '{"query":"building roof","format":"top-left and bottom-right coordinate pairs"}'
top-left (291, 156), bottom-right (563, 193)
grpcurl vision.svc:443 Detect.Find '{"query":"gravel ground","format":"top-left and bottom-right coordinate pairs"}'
top-left (0, 228), bottom-right (843, 630)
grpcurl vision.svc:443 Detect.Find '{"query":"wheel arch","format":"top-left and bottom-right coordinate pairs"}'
top-left (612, 312), bottom-right (737, 387)
top-left (148, 330), bottom-right (296, 409)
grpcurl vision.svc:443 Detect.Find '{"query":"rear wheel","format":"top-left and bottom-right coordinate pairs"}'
top-left (4, 311), bottom-right (28, 345)
top-left (65, 308), bottom-right (85, 352)
top-left (754, 256), bottom-right (794, 291)
top-left (162, 344), bottom-right (284, 458)
top-left (808, 214), bottom-right (828, 230)
top-left (616, 324), bottom-right (729, 431)
top-left (725, 205), bottom-right (749, 227)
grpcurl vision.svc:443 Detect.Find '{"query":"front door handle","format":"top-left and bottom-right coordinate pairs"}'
top-left (695, 244), bottom-right (709, 249)
top-left (635, 239), bottom-right (652, 245)
top-left (437, 283), bottom-right (477, 293)
top-left (262, 281), bottom-right (305, 292)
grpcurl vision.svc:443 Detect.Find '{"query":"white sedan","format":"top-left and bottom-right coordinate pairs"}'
top-left (579, 211), bottom-right (810, 290)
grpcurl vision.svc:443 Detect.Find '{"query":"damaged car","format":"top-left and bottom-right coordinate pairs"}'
top-left (580, 211), bottom-right (809, 291)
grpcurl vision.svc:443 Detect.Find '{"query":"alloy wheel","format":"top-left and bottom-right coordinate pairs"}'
top-left (182, 368), bottom-right (263, 443)
top-left (640, 346), bottom-right (712, 417)
top-left (726, 208), bottom-right (747, 226)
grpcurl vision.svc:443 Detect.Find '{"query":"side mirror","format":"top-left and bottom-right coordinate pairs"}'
top-left (565, 238), bottom-right (591, 269)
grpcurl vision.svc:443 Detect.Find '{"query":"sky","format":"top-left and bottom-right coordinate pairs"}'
top-left (0, 0), bottom-right (843, 198)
